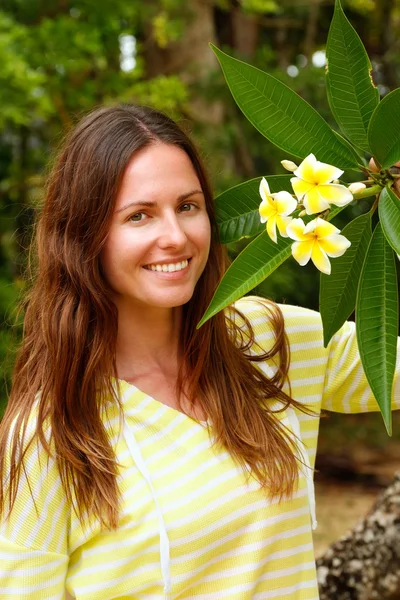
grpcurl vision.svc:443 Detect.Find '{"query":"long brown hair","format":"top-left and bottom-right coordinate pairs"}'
top-left (0, 104), bottom-right (307, 529)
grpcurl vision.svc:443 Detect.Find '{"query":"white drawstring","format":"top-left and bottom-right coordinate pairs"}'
top-left (286, 406), bottom-right (318, 530)
top-left (118, 367), bottom-right (317, 600)
top-left (122, 419), bottom-right (172, 598)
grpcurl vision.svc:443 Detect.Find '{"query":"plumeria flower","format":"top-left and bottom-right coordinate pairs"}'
top-left (281, 160), bottom-right (298, 172)
top-left (286, 217), bottom-right (351, 275)
top-left (259, 177), bottom-right (297, 243)
top-left (291, 154), bottom-right (353, 215)
top-left (348, 182), bottom-right (366, 194)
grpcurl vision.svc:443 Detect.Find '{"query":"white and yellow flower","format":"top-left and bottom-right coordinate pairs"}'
top-left (259, 177), bottom-right (297, 243)
top-left (281, 160), bottom-right (298, 172)
top-left (286, 217), bottom-right (351, 275)
top-left (348, 182), bottom-right (366, 194)
top-left (291, 154), bottom-right (353, 215)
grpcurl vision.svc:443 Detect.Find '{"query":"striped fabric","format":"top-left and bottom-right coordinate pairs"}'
top-left (1, 296), bottom-right (399, 599)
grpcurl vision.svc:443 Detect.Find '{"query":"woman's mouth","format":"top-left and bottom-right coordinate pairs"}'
top-left (143, 258), bottom-right (191, 273)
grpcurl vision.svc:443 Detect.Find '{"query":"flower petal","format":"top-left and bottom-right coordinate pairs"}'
top-left (311, 243), bottom-right (331, 274)
top-left (291, 177), bottom-right (315, 201)
top-left (259, 198), bottom-right (275, 222)
top-left (317, 184), bottom-right (353, 207)
top-left (259, 177), bottom-right (271, 202)
top-left (281, 160), bottom-right (298, 172)
top-left (266, 214), bottom-right (278, 243)
top-left (318, 233), bottom-right (351, 257)
top-left (286, 218), bottom-right (310, 241)
top-left (314, 161), bottom-right (343, 185)
top-left (303, 219), bottom-right (318, 235)
top-left (303, 187), bottom-right (331, 215)
top-left (311, 217), bottom-right (340, 237)
top-left (348, 182), bottom-right (366, 194)
top-left (275, 215), bottom-right (293, 237)
top-left (293, 154), bottom-right (317, 184)
top-left (291, 240), bottom-right (314, 266)
top-left (271, 191), bottom-right (298, 215)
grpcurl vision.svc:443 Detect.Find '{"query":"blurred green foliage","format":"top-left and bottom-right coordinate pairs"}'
top-left (0, 0), bottom-right (399, 417)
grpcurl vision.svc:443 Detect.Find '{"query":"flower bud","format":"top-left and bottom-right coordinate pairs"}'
top-left (281, 160), bottom-right (298, 172)
top-left (299, 209), bottom-right (307, 217)
top-left (348, 182), bottom-right (366, 194)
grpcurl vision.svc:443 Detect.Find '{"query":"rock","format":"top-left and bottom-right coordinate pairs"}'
top-left (317, 472), bottom-right (400, 599)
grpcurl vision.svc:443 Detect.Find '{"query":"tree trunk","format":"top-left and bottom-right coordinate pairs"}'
top-left (304, 0), bottom-right (321, 61)
top-left (14, 125), bottom-right (35, 278)
top-left (140, 0), bottom-right (259, 177)
top-left (142, 0), bottom-right (224, 126)
top-left (368, 0), bottom-right (397, 91)
top-left (317, 472), bottom-right (400, 600)
top-left (231, 4), bottom-right (259, 59)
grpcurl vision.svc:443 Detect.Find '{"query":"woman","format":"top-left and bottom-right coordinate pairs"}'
top-left (0, 104), bottom-right (399, 600)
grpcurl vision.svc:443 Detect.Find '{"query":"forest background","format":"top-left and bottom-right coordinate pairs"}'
top-left (1, 0), bottom-right (400, 552)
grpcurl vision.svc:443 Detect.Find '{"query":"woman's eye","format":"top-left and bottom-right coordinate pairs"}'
top-left (180, 203), bottom-right (194, 212)
top-left (129, 212), bottom-right (145, 222)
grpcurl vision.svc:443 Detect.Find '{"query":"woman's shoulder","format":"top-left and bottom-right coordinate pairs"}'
top-left (1, 403), bottom-right (70, 554)
top-left (232, 295), bottom-right (322, 330)
top-left (231, 296), bottom-right (329, 360)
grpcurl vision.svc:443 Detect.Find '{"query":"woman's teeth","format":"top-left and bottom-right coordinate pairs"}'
top-left (145, 259), bottom-right (189, 272)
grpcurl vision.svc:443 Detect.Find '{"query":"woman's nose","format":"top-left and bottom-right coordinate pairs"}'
top-left (157, 213), bottom-right (187, 248)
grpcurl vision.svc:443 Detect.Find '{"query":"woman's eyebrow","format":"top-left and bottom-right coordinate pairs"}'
top-left (116, 189), bottom-right (204, 213)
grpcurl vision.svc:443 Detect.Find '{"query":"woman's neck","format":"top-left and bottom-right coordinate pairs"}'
top-left (114, 301), bottom-right (182, 381)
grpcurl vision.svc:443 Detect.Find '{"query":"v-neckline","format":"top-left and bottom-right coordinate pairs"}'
top-left (115, 377), bottom-right (210, 427)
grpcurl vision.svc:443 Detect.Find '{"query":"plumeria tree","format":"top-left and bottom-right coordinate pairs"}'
top-left (199, 0), bottom-right (400, 433)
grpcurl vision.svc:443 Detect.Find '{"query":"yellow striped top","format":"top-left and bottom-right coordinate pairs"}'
top-left (1, 296), bottom-right (399, 600)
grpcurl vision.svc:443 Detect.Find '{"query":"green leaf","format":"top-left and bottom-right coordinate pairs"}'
top-left (355, 223), bottom-right (399, 433)
top-left (378, 185), bottom-right (400, 254)
top-left (326, 0), bottom-right (379, 152)
top-left (332, 130), bottom-right (364, 162)
top-left (210, 44), bottom-right (361, 169)
top-left (198, 206), bottom-right (347, 327)
top-left (320, 212), bottom-right (372, 347)
top-left (215, 174), bottom-right (293, 244)
top-left (368, 89), bottom-right (400, 169)
top-left (198, 231), bottom-right (292, 328)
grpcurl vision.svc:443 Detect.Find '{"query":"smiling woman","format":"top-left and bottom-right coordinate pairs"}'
top-left (0, 104), bottom-right (399, 600)
top-left (101, 144), bottom-right (211, 313)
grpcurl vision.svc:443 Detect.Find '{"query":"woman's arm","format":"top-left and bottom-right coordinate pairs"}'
top-left (0, 536), bottom-right (69, 600)
top-left (0, 418), bottom-right (70, 599)
top-left (321, 319), bottom-right (400, 413)
top-left (233, 297), bottom-right (399, 417)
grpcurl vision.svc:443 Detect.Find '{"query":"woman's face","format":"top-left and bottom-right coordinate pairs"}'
top-left (101, 143), bottom-right (211, 313)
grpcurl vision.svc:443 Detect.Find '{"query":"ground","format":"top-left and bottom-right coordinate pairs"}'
top-left (313, 410), bottom-right (400, 557)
